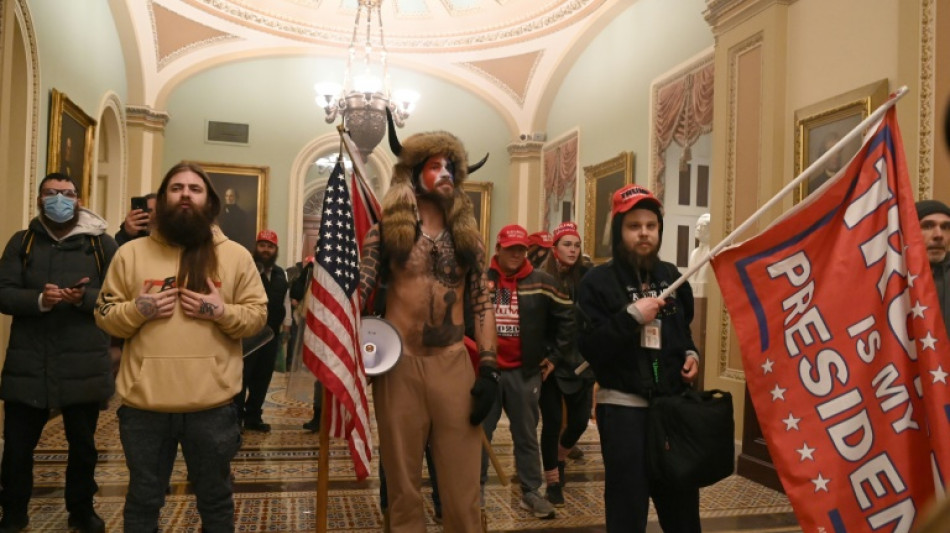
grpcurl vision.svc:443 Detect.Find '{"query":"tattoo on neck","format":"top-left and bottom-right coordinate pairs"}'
top-left (135, 296), bottom-right (158, 318)
top-left (199, 300), bottom-right (218, 317)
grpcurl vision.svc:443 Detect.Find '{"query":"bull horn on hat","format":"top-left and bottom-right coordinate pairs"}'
top-left (468, 153), bottom-right (489, 174)
top-left (386, 107), bottom-right (402, 157)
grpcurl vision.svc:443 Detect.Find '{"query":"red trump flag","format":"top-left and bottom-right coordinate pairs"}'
top-left (711, 108), bottom-right (950, 532)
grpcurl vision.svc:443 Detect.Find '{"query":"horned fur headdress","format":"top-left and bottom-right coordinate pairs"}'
top-left (381, 110), bottom-right (488, 267)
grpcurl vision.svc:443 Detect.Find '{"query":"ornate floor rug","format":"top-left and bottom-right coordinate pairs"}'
top-left (22, 373), bottom-right (799, 532)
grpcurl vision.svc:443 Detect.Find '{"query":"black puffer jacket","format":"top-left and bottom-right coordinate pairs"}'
top-left (0, 212), bottom-right (118, 408)
top-left (576, 259), bottom-right (698, 397)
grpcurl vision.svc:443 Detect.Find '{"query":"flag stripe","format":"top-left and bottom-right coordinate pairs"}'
top-left (302, 160), bottom-right (372, 481)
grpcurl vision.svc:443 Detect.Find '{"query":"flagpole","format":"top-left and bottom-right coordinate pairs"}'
top-left (575, 86), bottom-right (908, 376)
top-left (657, 85), bottom-right (908, 301)
top-left (315, 387), bottom-right (330, 533)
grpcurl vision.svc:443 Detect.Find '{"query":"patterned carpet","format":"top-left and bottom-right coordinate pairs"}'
top-left (18, 373), bottom-right (800, 532)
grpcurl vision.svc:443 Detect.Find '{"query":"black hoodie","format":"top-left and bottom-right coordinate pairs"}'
top-left (575, 210), bottom-right (699, 398)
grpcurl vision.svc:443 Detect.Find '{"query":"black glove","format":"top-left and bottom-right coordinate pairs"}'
top-left (469, 365), bottom-right (500, 425)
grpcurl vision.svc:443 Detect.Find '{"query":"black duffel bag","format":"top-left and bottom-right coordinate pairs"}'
top-left (647, 388), bottom-right (735, 488)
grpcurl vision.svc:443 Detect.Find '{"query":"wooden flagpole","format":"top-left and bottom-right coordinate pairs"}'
top-left (316, 387), bottom-right (330, 533)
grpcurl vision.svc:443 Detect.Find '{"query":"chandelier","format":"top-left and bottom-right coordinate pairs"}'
top-left (315, 0), bottom-right (419, 162)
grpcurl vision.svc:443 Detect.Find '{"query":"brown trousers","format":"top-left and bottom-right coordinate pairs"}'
top-left (374, 344), bottom-right (482, 532)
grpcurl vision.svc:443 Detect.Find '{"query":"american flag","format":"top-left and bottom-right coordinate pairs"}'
top-left (302, 161), bottom-right (372, 481)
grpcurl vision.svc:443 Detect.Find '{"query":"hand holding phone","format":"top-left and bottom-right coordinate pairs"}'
top-left (131, 196), bottom-right (150, 213)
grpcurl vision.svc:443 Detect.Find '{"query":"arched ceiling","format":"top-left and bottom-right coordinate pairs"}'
top-left (114, 0), bottom-right (631, 133)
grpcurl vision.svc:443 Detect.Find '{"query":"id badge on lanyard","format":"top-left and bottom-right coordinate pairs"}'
top-left (641, 319), bottom-right (662, 349)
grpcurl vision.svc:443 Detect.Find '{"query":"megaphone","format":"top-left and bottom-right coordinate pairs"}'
top-left (360, 317), bottom-right (403, 376)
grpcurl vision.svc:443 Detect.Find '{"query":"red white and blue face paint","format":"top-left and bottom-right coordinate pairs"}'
top-left (419, 155), bottom-right (454, 194)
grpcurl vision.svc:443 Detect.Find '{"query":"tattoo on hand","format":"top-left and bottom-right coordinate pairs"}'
top-left (135, 296), bottom-right (158, 318)
top-left (198, 300), bottom-right (218, 317)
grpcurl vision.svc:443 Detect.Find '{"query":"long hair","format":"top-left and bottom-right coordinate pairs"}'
top-left (156, 162), bottom-right (222, 293)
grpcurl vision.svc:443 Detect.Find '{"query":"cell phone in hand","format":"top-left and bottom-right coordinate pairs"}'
top-left (131, 196), bottom-right (150, 212)
top-left (70, 279), bottom-right (89, 289)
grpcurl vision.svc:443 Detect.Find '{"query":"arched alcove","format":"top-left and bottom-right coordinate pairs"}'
top-left (94, 91), bottom-right (127, 234)
top-left (288, 133), bottom-right (394, 262)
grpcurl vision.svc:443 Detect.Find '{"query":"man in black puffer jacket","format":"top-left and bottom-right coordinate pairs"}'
top-left (576, 185), bottom-right (701, 533)
top-left (0, 173), bottom-right (117, 533)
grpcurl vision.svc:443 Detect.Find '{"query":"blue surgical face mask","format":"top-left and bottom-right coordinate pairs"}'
top-left (43, 193), bottom-right (76, 223)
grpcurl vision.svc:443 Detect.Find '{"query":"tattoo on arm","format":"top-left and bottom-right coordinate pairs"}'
top-left (468, 245), bottom-right (497, 367)
top-left (359, 226), bottom-right (382, 310)
top-left (198, 299), bottom-right (218, 317)
top-left (135, 296), bottom-right (157, 319)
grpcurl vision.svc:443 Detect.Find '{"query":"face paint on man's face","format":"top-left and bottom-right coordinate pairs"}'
top-left (419, 155), bottom-right (454, 194)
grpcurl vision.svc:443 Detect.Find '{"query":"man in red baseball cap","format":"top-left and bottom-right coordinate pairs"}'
top-left (236, 229), bottom-right (290, 432)
top-left (479, 224), bottom-right (573, 520)
top-left (575, 184), bottom-right (701, 532)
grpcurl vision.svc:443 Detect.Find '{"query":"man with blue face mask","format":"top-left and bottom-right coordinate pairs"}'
top-left (0, 173), bottom-right (118, 533)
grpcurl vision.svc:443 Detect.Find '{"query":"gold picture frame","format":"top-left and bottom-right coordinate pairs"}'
top-left (793, 79), bottom-right (888, 202)
top-left (46, 89), bottom-right (97, 204)
top-left (584, 152), bottom-right (634, 264)
top-left (190, 161), bottom-right (269, 252)
top-left (462, 181), bottom-right (493, 247)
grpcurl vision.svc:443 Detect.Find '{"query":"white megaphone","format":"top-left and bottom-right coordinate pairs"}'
top-left (359, 316), bottom-right (403, 376)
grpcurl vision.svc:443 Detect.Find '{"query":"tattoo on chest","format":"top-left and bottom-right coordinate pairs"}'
top-left (422, 290), bottom-right (464, 347)
top-left (425, 233), bottom-right (463, 288)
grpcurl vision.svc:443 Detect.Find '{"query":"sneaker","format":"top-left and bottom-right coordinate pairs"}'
top-left (567, 446), bottom-right (584, 460)
top-left (0, 512), bottom-right (28, 533)
top-left (68, 510), bottom-right (105, 533)
top-left (545, 482), bottom-right (565, 507)
top-left (244, 419), bottom-right (271, 432)
top-left (520, 490), bottom-right (556, 519)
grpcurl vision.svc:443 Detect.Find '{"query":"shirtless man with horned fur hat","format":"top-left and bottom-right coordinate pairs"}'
top-left (359, 114), bottom-right (498, 532)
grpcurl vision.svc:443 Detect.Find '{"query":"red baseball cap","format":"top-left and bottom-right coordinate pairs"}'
top-left (552, 221), bottom-right (580, 244)
top-left (611, 185), bottom-right (663, 217)
top-left (497, 224), bottom-right (531, 248)
top-left (527, 231), bottom-right (554, 249)
top-left (256, 229), bottom-right (279, 246)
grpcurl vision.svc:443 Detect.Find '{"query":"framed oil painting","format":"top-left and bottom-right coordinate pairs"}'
top-left (793, 79), bottom-right (888, 202)
top-left (191, 161), bottom-right (269, 252)
top-left (462, 181), bottom-right (493, 247)
top-left (46, 89), bottom-right (97, 204)
top-left (584, 152), bottom-right (634, 264)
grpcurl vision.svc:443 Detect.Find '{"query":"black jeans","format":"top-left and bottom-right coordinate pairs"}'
top-left (596, 403), bottom-right (701, 533)
top-left (0, 401), bottom-right (101, 516)
top-left (118, 404), bottom-right (242, 533)
top-left (235, 335), bottom-right (279, 422)
top-left (538, 378), bottom-right (592, 471)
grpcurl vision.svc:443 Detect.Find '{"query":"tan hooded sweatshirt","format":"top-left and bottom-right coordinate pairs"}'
top-left (96, 227), bottom-right (266, 412)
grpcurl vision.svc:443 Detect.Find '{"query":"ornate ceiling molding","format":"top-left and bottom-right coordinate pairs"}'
top-left (151, 2), bottom-right (240, 70)
top-left (183, 0), bottom-right (605, 52)
top-left (461, 51), bottom-right (544, 107)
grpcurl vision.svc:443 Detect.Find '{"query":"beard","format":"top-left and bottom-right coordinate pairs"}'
top-left (621, 244), bottom-right (659, 274)
top-left (253, 249), bottom-right (278, 268)
top-left (39, 205), bottom-right (80, 234)
top-left (155, 200), bottom-right (214, 248)
top-left (416, 185), bottom-right (455, 212)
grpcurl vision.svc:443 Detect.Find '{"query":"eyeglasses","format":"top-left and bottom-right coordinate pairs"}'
top-left (41, 188), bottom-right (78, 199)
